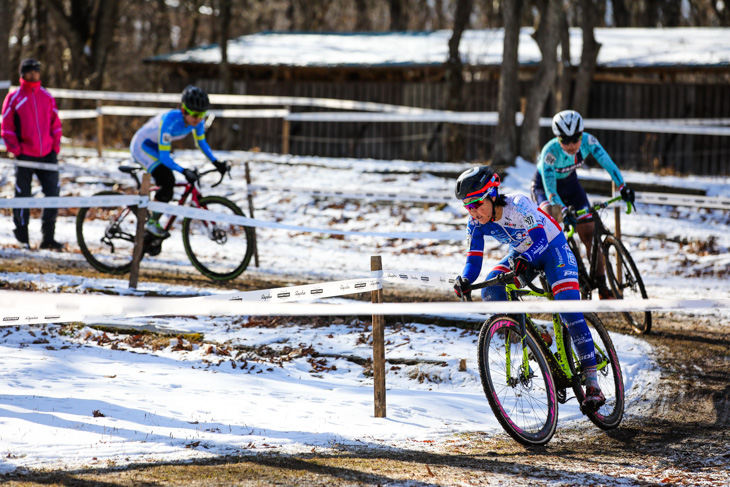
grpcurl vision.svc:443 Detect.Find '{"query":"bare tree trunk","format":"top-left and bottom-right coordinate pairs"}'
top-left (493, 0), bottom-right (523, 167)
top-left (571, 0), bottom-right (601, 114)
top-left (519, 0), bottom-right (561, 161)
top-left (389, 0), bottom-right (406, 30)
top-left (554, 9), bottom-right (571, 112)
top-left (0, 0), bottom-right (13, 81)
top-left (40, 0), bottom-right (121, 90)
top-left (153, 0), bottom-right (172, 54)
top-left (219, 0), bottom-right (233, 93)
top-left (355, 0), bottom-right (370, 30)
top-left (434, 0), bottom-right (446, 29)
top-left (444, 0), bottom-right (473, 162)
top-left (611, 0), bottom-right (630, 26)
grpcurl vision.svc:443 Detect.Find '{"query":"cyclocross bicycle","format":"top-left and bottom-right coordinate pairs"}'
top-left (76, 164), bottom-right (255, 281)
top-left (459, 270), bottom-right (624, 446)
top-left (564, 196), bottom-right (651, 334)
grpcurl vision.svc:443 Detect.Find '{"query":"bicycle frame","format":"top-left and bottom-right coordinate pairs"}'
top-left (125, 166), bottom-right (224, 233)
top-left (466, 271), bottom-right (612, 395)
top-left (565, 196), bottom-right (626, 294)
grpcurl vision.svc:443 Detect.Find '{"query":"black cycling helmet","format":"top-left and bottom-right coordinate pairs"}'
top-left (19, 58), bottom-right (41, 76)
top-left (181, 85), bottom-right (210, 113)
top-left (455, 165), bottom-right (501, 200)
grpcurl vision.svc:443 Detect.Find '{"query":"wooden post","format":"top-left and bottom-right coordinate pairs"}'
top-left (370, 255), bottom-right (386, 418)
top-left (96, 100), bottom-right (104, 157)
top-left (281, 107), bottom-right (290, 155)
top-left (129, 173), bottom-right (151, 289)
top-left (244, 161), bottom-right (259, 267)
top-left (612, 181), bottom-right (623, 283)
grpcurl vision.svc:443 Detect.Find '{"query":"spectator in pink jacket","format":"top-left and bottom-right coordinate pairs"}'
top-left (1, 58), bottom-right (64, 250)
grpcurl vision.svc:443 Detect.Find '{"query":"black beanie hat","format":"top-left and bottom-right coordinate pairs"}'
top-left (19, 58), bottom-right (41, 76)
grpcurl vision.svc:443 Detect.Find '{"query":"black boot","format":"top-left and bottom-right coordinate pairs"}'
top-left (13, 226), bottom-right (30, 249)
top-left (41, 222), bottom-right (64, 251)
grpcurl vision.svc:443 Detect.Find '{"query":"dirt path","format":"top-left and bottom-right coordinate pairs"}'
top-left (2, 255), bottom-right (729, 486)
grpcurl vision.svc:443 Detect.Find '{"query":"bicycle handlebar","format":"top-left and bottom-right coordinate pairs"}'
top-left (564, 195), bottom-right (633, 238)
top-left (460, 268), bottom-right (549, 302)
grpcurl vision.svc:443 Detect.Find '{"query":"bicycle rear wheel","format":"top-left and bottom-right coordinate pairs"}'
top-left (601, 235), bottom-right (652, 334)
top-left (76, 191), bottom-right (137, 274)
top-left (182, 196), bottom-right (254, 281)
top-left (564, 313), bottom-right (624, 430)
top-left (478, 315), bottom-right (559, 446)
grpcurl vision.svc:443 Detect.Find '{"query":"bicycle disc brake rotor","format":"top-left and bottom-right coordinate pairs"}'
top-left (209, 225), bottom-right (228, 244)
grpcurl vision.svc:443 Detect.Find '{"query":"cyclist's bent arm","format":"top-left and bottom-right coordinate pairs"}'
top-left (585, 133), bottom-right (625, 189)
top-left (461, 221), bottom-right (485, 283)
top-left (537, 152), bottom-right (565, 208)
top-left (193, 123), bottom-right (218, 163)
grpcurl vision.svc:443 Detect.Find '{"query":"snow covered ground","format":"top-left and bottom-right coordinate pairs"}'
top-left (0, 150), bottom-right (728, 473)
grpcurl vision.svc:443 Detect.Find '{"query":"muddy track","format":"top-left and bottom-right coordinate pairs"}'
top-left (2, 254), bottom-right (729, 486)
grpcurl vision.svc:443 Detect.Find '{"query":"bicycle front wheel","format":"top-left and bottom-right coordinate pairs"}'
top-left (478, 315), bottom-right (559, 446)
top-left (602, 235), bottom-right (652, 334)
top-left (76, 191), bottom-right (137, 274)
top-left (565, 312), bottom-right (625, 430)
top-left (182, 196), bottom-right (254, 281)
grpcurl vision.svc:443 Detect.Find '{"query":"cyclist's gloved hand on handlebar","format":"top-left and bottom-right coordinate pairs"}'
top-left (454, 276), bottom-right (471, 299)
top-left (620, 185), bottom-right (635, 205)
top-left (182, 168), bottom-right (200, 185)
top-left (512, 256), bottom-right (530, 278)
top-left (561, 206), bottom-right (577, 227)
top-left (213, 160), bottom-right (229, 175)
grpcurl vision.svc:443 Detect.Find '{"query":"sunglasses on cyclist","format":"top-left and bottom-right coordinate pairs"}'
top-left (559, 133), bottom-right (582, 145)
top-left (463, 194), bottom-right (491, 210)
top-left (182, 104), bottom-right (208, 119)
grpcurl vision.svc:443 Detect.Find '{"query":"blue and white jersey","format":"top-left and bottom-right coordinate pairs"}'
top-left (536, 132), bottom-right (624, 208)
top-left (130, 109), bottom-right (216, 173)
top-left (461, 193), bottom-right (562, 283)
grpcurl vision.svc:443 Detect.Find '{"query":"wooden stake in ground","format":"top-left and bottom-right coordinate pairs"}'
top-left (371, 255), bottom-right (386, 418)
top-left (129, 173), bottom-right (150, 289)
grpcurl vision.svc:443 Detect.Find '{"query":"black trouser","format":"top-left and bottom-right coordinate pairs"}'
top-left (150, 164), bottom-right (176, 203)
top-left (14, 151), bottom-right (59, 240)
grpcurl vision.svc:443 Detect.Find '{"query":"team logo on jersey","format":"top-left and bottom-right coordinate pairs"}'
top-left (557, 263), bottom-right (565, 267)
top-left (544, 153), bottom-right (556, 166)
top-left (588, 134), bottom-right (598, 145)
top-left (162, 133), bottom-right (172, 144)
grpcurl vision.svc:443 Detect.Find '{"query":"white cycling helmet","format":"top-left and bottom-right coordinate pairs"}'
top-left (551, 110), bottom-right (584, 138)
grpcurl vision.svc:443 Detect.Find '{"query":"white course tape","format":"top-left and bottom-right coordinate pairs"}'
top-left (194, 277), bottom-right (382, 304)
top-left (379, 269), bottom-right (456, 288)
top-left (0, 157), bottom-right (120, 178)
top-left (636, 192), bottom-right (730, 210)
top-left (0, 158), bottom-right (61, 171)
top-left (0, 290), bottom-right (728, 326)
top-left (44, 87), bottom-right (437, 114)
top-left (148, 201), bottom-right (463, 240)
top-left (247, 184), bottom-right (452, 204)
top-left (0, 194), bottom-right (140, 209)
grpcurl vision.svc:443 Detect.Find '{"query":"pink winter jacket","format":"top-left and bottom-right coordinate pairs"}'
top-left (1, 78), bottom-right (62, 157)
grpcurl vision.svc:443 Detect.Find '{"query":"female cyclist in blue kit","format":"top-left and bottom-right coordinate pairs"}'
top-left (453, 165), bottom-right (605, 411)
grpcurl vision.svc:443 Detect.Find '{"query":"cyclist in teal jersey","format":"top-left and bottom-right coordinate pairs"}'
top-left (130, 85), bottom-right (229, 238)
top-left (531, 110), bottom-right (635, 298)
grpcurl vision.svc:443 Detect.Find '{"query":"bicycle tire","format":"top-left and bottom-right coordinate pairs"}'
top-left (76, 191), bottom-right (137, 274)
top-left (478, 315), bottom-right (559, 446)
top-left (564, 312), bottom-right (625, 430)
top-left (601, 234), bottom-right (652, 334)
top-left (182, 195), bottom-right (254, 281)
